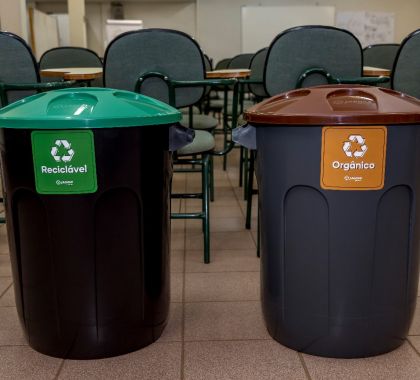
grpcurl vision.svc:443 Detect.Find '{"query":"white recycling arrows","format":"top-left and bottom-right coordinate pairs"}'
top-left (342, 135), bottom-right (368, 158)
top-left (50, 140), bottom-right (75, 162)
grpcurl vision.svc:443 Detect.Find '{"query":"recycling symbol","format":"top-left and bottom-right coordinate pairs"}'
top-left (342, 135), bottom-right (367, 158)
top-left (50, 140), bottom-right (75, 163)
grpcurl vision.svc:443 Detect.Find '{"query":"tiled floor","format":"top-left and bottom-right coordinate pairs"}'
top-left (1, 148), bottom-right (420, 379)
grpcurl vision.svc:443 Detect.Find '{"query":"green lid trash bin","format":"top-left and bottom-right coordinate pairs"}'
top-left (0, 87), bottom-right (191, 359)
top-left (235, 85), bottom-right (420, 358)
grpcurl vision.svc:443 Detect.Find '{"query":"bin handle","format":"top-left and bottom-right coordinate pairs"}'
top-left (169, 124), bottom-right (195, 151)
top-left (232, 124), bottom-right (257, 150)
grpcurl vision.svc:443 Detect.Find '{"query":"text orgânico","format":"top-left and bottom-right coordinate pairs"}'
top-left (332, 161), bottom-right (375, 171)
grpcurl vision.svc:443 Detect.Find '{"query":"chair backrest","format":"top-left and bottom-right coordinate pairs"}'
top-left (39, 47), bottom-right (102, 69)
top-left (0, 31), bottom-right (39, 106)
top-left (104, 29), bottom-right (205, 108)
top-left (363, 43), bottom-right (399, 70)
top-left (248, 47), bottom-right (268, 99)
top-left (264, 25), bottom-right (363, 96)
top-left (215, 58), bottom-right (231, 70)
top-left (392, 30), bottom-right (420, 98)
top-left (203, 54), bottom-right (213, 71)
top-left (39, 46), bottom-right (103, 86)
top-left (228, 53), bottom-right (254, 69)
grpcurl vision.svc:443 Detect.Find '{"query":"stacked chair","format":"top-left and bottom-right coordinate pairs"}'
top-left (244, 25), bottom-right (388, 255)
top-left (39, 47), bottom-right (103, 86)
top-left (0, 31), bottom-right (76, 224)
top-left (104, 29), bottom-right (238, 263)
top-left (391, 29), bottom-right (420, 98)
top-left (363, 43), bottom-right (400, 70)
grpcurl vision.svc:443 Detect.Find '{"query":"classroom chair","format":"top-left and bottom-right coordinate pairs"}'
top-left (103, 29), bottom-right (238, 263)
top-left (39, 47), bottom-right (103, 86)
top-left (391, 29), bottom-right (420, 99)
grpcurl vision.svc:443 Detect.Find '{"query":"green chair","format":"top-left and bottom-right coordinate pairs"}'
top-left (103, 29), bottom-right (237, 263)
top-left (39, 47), bottom-right (103, 87)
top-left (246, 25), bottom-right (388, 256)
top-left (363, 43), bottom-right (400, 70)
top-left (391, 29), bottom-right (420, 98)
top-left (0, 32), bottom-right (75, 107)
top-left (0, 32), bottom-right (76, 224)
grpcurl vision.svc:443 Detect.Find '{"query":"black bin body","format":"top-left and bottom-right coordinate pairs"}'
top-left (243, 85), bottom-right (420, 358)
top-left (0, 88), bottom-right (183, 359)
top-left (0, 127), bottom-right (171, 359)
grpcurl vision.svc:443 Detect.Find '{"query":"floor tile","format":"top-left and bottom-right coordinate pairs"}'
top-left (408, 335), bottom-right (420, 353)
top-left (184, 340), bottom-right (307, 380)
top-left (171, 272), bottom-right (184, 303)
top-left (186, 204), bottom-right (244, 218)
top-left (303, 342), bottom-right (420, 380)
top-left (0, 307), bottom-right (27, 346)
top-left (171, 232), bottom-right (185, 251)
top-left (58, 342), bottom-right (181, 380)
top-left (185, 249), bottom-right (259, 273)
top-left (184, 301), bottom-right (269, 341)
top-left (409, 297), bottom-right (420, 335)
top-left (0, 345), bottom-right (62, 380)
top-left (170, 250), bottom-right (184, 273)
top-left (0, 254), bottom-right (11, 277)
top-left (185, 272), bottom-right (259, 302)
top-left (158, 303), bottom-right (182, 343)
top-left (187, 217), bottom-right (247, 233)
top-left (0, 284), bottom-right (15, 307)
top-left (186, 231), bottom-right (255, 251)
top-left (171, 218), bottom-right (184, 232)
top-left (0, 277), bottom-right (12, 296)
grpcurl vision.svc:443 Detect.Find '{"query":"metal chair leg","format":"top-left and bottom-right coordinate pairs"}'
top-left (202, 154), bottom-right (210, 263)
top-left (209, 155), bottom-right (215, 202)
top-left (245, 150), bottom-right (255, 229)
top-left (257, 205), bottom-right (260, 258)
top-left (243, 148), bottom-right (249, 200)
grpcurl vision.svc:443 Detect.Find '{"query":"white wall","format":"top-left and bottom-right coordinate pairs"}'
top-left (196, 0), bottom-right (420, 63)
top-left (34, 0), bottom-right (420, 62)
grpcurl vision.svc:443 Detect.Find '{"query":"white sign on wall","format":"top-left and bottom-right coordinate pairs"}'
top-left (105, 19), bottom-right (143, 48)
top-left (241, 6), bottom-right (336, 53)
top-left (336, 11), bottom-right (394, 47)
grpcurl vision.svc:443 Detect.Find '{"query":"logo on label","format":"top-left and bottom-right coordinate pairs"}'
top-left (320, 126), bottom-right (387, 190)
top-left (32, 130), bottom-right (97, 195)
top-left (50, 140), bottom-right (75, 163)
top-left (342, 135), bottom-right (367, 158)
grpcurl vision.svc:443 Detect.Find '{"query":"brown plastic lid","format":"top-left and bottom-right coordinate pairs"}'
top-left (244, 85), bottom-right (420, 125)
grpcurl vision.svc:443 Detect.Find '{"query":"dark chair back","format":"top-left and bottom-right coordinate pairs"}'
top-left (215, 58), bottom-right (231, 70)
top-left (104, 29), bottom-right (206, 108)
top-left (248, 47), bottom-right (268, 99)
top-left (39, 47), bottom-right (103, 86)
top-left (203, 54), bottom-right (213, 71)
top-left (0, 32), bottom-right (39, 106)
top-left (39, 47), bottom-right (102, 69)
top-left (228, 53), bottom-right (253, 69)
top-left (363, 43), bottom-right (399, 70)
top-left (392, 30), bottom-right (420, 98)
top-left (264, 25), bottom-right (363, 96)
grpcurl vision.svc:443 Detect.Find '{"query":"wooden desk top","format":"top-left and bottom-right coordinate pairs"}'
top-left (363, 66), bottom-right (391, 77)
top-left (206, 69), bottom-right (251, 79)
top-left (40, 67), bottom-right (103, 80)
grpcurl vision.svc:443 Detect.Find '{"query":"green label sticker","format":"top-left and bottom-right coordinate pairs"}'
top-left (32, 130), bottom-right (97, 194)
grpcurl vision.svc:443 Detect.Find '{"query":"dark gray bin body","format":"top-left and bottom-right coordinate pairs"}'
top-left (256, 124), bottom-right (420, 358)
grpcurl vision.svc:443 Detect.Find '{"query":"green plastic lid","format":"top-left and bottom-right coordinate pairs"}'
top-left (0, 87), bottom-right (181, 129)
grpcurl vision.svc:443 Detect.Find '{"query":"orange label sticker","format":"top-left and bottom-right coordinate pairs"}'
top-left (320, 126), bottom-right (387, 190)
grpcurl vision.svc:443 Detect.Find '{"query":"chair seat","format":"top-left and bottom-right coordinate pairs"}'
top-left (180, 114), bottom-right (218, 130)
top-left (180, 106), bottom-right (201, 115)
top-left (177, 130), bottom-right (215, 155)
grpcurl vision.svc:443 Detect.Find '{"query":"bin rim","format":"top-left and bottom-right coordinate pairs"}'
top-left (0, 87), bottom-right (182, 129)
top-left (244, 85), bottom-right (420, 126)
